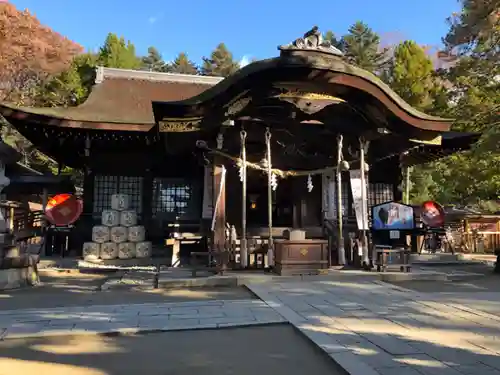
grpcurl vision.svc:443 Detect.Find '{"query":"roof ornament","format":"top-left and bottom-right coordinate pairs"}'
top-left (279, 26), bottom-right (344, 56)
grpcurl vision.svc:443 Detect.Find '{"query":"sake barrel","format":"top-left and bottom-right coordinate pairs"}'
top-left (118, 242), bottom-right (136, 259)
top-left (82, 242), bottom-right (100, 261)
top-left (102, 210), bottom-right (120, 227)
top-left (110, 226), bottom-right (128, 243)
top-left (120, 210), bottom-right (137, 227)
top-left (128, 225), bottom-right (145, 243)
top-left (111, 194), bottom-right (129, 211)
top-left (100, 242), bottom-right (119, 260)
top-left (135, 241), bottom-right (152, 258)
top-left (92, 226), bottom-right (110, 244)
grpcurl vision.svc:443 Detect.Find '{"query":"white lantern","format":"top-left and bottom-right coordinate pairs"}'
top-left (111, 194), bottom-right (129, 211)
top-left (92, 226), bottom-right (110, 244)
top-left (120, 210), bottom-right (138, 227)
top-left (128, 225), bottom-right (145, 243)
top-left (100, 242), bottom-right (118, 260)
top-left (102, 210), bottom-right (120, 227)
top-left (82, 242), bottom-right (100, 261)
top-left (136, 241), bottom-right (152, 258)
top-left (110, 226), bottom-right (128, 243)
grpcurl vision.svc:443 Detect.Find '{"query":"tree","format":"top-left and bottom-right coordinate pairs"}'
top-left (406, 0), bottom-right (500, 208)
top-left (201, 43), bottom-right (240, 77)
top-left (168, 52), bottom-right (198, 75)
top-left (386, 41), bottom-right (437, 109)
top-left (0, 2), bottom-right (84, 177)
top-left (323, 30), bottom-right (344, 51)
top-left (0, 2), bottom-right (82, 103)
top-left (341, 21), bottom-right (388, 73)
top-left (97, 33), bottom-right (141, 70)
top-left (141, 46), bottom-right (167, 72)
top-left (35, 53), bottom-right (97, 107)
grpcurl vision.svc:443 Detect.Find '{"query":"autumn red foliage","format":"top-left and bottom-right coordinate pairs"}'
top-left (0, 2), bottom-right (82, 100)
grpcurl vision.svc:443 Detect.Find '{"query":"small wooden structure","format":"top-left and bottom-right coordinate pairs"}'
top-left (0, 27), bottom-right (479, 272)
top-left (374, 245), bottom-right (411, 272)
top-left (445, 207), bottom-right (500, 253)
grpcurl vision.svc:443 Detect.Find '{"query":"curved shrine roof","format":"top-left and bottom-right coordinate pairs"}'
top-left (0, 67), bottom-right (222, 130)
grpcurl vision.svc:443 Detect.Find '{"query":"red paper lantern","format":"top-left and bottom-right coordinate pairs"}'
top-left (421, 201), bottom-right (445, 228)
top-left (45, 193), bottom-right (83, 226)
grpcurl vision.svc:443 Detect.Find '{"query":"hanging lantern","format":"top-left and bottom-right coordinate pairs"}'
top-left (270, 173), bottom-right (278, 191)
top-left (307, 174), bottom-right (313, 192)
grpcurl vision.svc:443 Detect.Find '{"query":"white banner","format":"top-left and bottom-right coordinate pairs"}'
top-left (349, 169), bottom-right (369, 230)
top-left (201, 166), bottom-right (214, 219)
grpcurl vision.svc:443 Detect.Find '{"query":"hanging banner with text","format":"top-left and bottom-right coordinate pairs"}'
top-left (321, 172), bottom-right (337, 220)
top-left (349, 169), bottom-right (369, 230)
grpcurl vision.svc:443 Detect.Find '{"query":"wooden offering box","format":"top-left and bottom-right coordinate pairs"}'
top-left (274, 239), bottom-right (329, 276)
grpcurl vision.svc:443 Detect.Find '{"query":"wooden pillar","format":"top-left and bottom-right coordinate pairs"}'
top-left (212, 157), bottom-right (227, 268)
top-left (359, 137), bottom-right (370, 268)
top-left (142, 169), bottom-right (153, 235)
top-left (77, 169), bottom-right (95, 255)
top-left (0, 161), bottom-right (10, 247)
top-left (240, 130), bottom-right (248, 267)
top-left (404, 166), bottom-right (411, 204)
top-left (336, 135), bottom-right (346, 265)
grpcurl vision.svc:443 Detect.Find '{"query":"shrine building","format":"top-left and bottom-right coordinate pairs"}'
top-left (0, 28), bottom-right (479, 269)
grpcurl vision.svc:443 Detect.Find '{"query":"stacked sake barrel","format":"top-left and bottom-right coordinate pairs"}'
top-left (82, 194), bottom-right (152, 261)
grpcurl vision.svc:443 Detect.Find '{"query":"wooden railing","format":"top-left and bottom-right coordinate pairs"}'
top-left (1, 203), bottom-right (45, 247)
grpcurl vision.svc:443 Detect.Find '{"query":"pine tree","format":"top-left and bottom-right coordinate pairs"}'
top-left (141, 46), bottom-right (167, 72)
top-left (97, 33), bottom-right (141, 69)
top-left (431, 0), bottom-right (500, 206)
top-left (387, 41), bottom-right (436, 109)
top-left (341, 21), bottom-right (388, 73)
top-left (201, 43), bottom-right (240, 77)
top-left (323, 30), bottom-right (344, 51)
top-left (167, 52), bottom-right (199, 75)
top-left (406, 1), bottom-right (500, 208)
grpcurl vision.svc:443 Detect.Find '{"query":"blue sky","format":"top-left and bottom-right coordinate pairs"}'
top-left (11, 0), bottom-right (461, 65)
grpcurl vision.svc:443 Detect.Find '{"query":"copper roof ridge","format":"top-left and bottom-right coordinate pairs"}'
top-left (95, 66), bottom-right (224, 86)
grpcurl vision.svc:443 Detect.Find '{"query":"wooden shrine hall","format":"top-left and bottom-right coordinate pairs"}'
top-left (0, 27), bottom-right (479, 270)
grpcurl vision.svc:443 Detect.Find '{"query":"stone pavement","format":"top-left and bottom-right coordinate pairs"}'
top-left (0, 299), bottom-right (285, 340)
top-left (3, 273), bottom-right (500, 375)
top-left (246, 279), bottom-right (500, 375)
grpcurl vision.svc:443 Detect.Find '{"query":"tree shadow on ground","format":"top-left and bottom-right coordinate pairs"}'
top-left (0, 324), bottom-right (344, 375)
top-left (255, 278), bottom-right (500, 374)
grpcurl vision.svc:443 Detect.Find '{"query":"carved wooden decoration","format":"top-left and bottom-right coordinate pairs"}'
top-left (224, 97), bottom-right (252, 117)
top-left (278, 26), bottom-right (344, 56)
top-left (274, 89), bottom-right (345, 115)
top-left (159, 117), bottom-right (202, 132)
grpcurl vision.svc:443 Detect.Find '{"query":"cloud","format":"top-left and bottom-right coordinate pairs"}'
top-left (148, 13), bottom-right (163, 24)
top-left (239, 55), bottom-right (252, 67)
